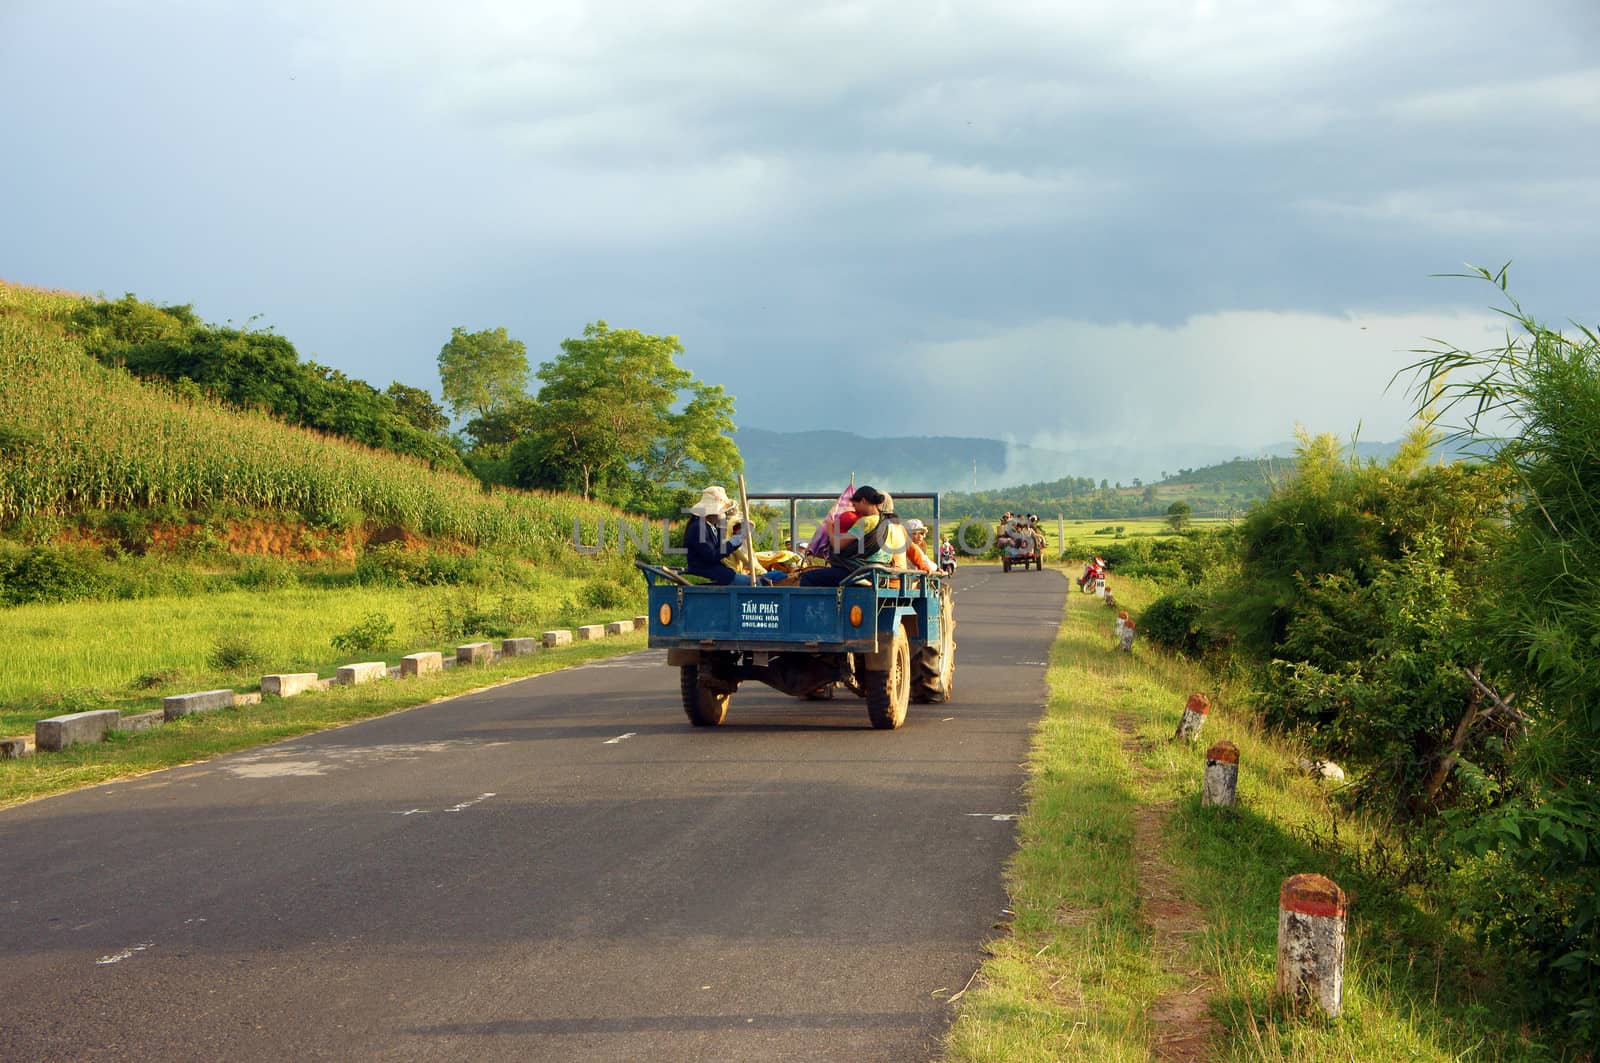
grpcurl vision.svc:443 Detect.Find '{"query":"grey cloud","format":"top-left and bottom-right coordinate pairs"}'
top-left (2, 0), bottom-right (1597, 460)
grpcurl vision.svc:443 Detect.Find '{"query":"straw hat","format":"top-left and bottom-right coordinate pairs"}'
top-left (687, 485), bottom-right (736, 517)
top-left (905, 519), bottom-right (927, 533)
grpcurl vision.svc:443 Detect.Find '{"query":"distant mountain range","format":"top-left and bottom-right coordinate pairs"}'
top-left (732, 426), bottom-right (1463, 495)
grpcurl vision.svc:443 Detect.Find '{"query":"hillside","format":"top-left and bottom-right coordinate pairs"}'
top-left (738, 426), bottom-right (1471, 520)
top-left (0, 283), bottom-right (635, 563)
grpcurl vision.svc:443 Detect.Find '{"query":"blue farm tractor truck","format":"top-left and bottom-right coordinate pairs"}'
top-left (636, 491), bottom-right (955, 729)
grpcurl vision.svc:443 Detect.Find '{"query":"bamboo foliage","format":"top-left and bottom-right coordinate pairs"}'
top-left (0, 288), bottom-right (642, 555)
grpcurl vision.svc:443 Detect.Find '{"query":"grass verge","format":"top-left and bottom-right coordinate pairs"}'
top-left (943, 576), bottom-right (1548, 1061)
top-left (0, 628), bottom-right (647, 808)
top-left (0, 573), bottom-right (640, 734)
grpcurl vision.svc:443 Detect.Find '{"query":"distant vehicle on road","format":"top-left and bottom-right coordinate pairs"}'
top-left (999, 515), bottom-right (1045, 573)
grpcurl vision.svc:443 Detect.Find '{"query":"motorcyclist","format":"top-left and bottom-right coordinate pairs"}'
top-left (1077, 556), bottom-right (1106, 592)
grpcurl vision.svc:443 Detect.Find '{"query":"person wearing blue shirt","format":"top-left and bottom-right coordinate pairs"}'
top-left (683, 485), bottom-right (778, 585)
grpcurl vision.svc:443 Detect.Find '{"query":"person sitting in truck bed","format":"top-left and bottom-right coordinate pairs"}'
top-left (799, 484), bottom-right (895, 585)
top-left (683, 486), bottom-right (779, 586)
top-left (903, 519), bottom-right (936, 572)
top-left (878, 493), bottom-right (913, 570)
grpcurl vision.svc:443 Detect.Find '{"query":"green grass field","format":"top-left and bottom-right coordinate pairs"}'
top-left (1051, 516), bottom-right (1232, 556)
top-left (0, 565), bottom-right (650, 807)
top-left (943, 574), bottom-right (1542, 1061)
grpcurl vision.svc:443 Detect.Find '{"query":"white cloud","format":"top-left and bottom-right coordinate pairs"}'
top-left (1393, 70), bottom-right (1600, 126)
top-left (904, 307), bottom-right (1510, 457)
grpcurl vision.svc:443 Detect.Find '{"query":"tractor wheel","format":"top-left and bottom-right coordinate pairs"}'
top-left (863, 626), bottom-right (911, 730)
top-left (679, 664), bottom-right (731, 726)
top-left (911, 590), bottom-right (956, 704)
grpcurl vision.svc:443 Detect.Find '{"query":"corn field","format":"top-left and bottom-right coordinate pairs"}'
top-left (0, 283), bottom-right (639, 556)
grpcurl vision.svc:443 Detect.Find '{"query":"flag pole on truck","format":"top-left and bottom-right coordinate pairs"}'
top-left (737, 473), bottom-right (758, 578)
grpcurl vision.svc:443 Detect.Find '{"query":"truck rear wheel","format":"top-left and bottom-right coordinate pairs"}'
top-left (679, 664), bottom-right (731, 726)
top-left (864, 626), bottom-right (911, 729)
top-left (912, 590), bottom-right (956, 704)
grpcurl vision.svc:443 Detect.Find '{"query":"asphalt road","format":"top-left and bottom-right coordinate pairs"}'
top-left (1, 564), bottom-right (1067, 1062)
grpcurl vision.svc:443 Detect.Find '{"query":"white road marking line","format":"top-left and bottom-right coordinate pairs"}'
top-left (391, 809), bottom-right (430, 816)
top-left (966, 813), bottom-right (1017, 821)
top-left (443, 793), bottom-right (496, 813)
top-left (603, 732), bottom-right (637, 745)
top-left (96, 942), bottom-right (154, 966)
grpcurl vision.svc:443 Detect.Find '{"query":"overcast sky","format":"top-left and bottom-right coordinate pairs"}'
top-left (4, 0), bottom-right (1597, 465)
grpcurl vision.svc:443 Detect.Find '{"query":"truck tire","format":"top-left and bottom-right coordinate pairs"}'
top-left (863, 625), bottom-right (911, 730)
top-left (912, 591), bottom-right (956, 704)
top-left (679, 664), bottom-right (731, 726)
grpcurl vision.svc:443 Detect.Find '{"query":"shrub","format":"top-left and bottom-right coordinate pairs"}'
top-left (355, 543), bottom-right (502, 588)
top-left (0, 545), bottom-right (106, 605)
top-left (207, 632), bottom-right (264, 672)
top-left (1140, 589), bottom-right (1221, 658)
top-left (235, 557), bottom-right (299, 591)
top-left (130, 667), bottom-right (184, 690)
top-left (580, 577), bottom-right (635, 611)
top-left (1404, 271), bottom-right (1600, 1043)
top-left (331, 612), bottom-right (396, 656)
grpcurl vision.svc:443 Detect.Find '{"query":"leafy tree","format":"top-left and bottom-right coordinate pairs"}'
top-left (437, 326), bottom-right (530, 420)
top-left (385, 382), bottom-right (449, 434)
top-left (641, 382), bottom-right (740, 492)
top-left (462, 397), bottom-right (541, 458)
top-left (1165, 499), bottom-right (1192, 531)
top-left (511, 321), bottom-right (738, 507)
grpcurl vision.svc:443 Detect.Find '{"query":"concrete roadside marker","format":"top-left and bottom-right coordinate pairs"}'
top-left (1117, 618), bottom-right (1136, 652)
top-left (1, 736), bottom-right (30, 759)
top-left (162, 689), bottom-right (236, 721)
top-left (543, 630), bottom-right (573, 648)
top-left (632, 614), bottom-right (648, 629)
top-left (262, 673), bottom-right (320, 698)
top-left (576, 624), bottom-right (605, 641)
top-left (336, 662), bottom-right (387, 685)
top-left (1277, 873), bottom-right (1347, 1017)
top-left (605, 619), bottom-right (634, 635)
top-left (37, 709), bottom-right (124, 750)
top-left (1202, 740), bottom-right (1239, 808)
top-left (401, 652), bottom-right (443, 678)
top-left (456, 642), bottom-right (493, 666)
top-left (116, 710), bottom-right (164, 734)
top-left (1174, 692), bottom-right (1209, 743)
top-left (501, 638), bottom-right (539, 657)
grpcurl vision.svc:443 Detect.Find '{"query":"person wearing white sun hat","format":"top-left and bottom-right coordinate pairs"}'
top-left (903, 518), bottom-right (936, 573)
top-left (683, 485), bottom-right (778, 585)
